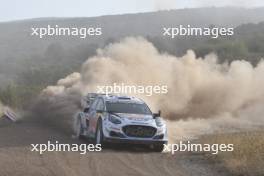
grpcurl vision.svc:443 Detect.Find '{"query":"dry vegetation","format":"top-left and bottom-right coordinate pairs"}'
top-left (200, 131), bottom-right (264, 176)
top-left (0, 102), bottom-right (3, 117)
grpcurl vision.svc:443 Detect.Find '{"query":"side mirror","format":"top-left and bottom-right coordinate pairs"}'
top-left (153, 110), bottom-right (161, 118)
top-left (84, 107), bottom-right (90, 113)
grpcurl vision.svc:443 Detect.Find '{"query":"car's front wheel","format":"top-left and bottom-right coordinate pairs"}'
top-left (151, 144), bottom-right (164, 152)
top-left (95, 119), bottom-right (104, 145)
top-left (75, 114), bottom-right (84, 139)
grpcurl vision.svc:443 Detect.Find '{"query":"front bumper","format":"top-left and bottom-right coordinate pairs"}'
top-left (102, 120), bottom-right (168, 145)
top-left (104, 136), bottom-right (167, 145)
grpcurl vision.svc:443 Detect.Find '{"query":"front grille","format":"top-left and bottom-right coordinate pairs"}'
top-left (153, 134), bottom-right (164, 139)
top-left (122, 125), bottom-right (157, 138)
top-left (109, 131), bottom-right (125, 138)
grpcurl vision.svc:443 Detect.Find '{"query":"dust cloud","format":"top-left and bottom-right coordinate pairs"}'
top-left (35, 37), bottom-right (264, 138)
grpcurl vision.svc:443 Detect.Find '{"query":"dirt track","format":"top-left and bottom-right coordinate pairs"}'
top-left (0, 122), bottom-right (229, 176)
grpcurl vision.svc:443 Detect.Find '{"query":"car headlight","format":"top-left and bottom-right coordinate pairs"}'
top-left (108, 114), bottom-right (122, 124)
top-left (155, 117), bottom-right (164, 127)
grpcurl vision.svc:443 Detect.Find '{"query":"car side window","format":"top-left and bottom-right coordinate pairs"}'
top-left (96, 99), bottom-right (104, 111)
top-left (90, 99), bottom-right (98, 110)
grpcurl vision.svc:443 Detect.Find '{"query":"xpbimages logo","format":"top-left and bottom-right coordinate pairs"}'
top-left (163, 25), bottom-right (234, 39)
top-left (31, 141), bottom-right (102, 154)
top-left (96, 83), bottom-right (168, 96)
top-left (31, 25), bottom-right (102, 38)
top-left (163, 141), bottom-right (234, 155)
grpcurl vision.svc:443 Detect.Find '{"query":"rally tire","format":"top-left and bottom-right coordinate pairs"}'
top-left (95, 119), bottom-right (104, 145)
top-left (151, 144), bottom-right (164, 152)
top-left (75, 116), bottom-right (84, 139)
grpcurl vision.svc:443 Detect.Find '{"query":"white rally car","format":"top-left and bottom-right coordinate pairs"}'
top-left (74, 94), bottom-right (168, 152)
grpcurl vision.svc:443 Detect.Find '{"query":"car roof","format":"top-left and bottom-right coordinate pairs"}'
top-left (99, 94), bottom-right (145, 104)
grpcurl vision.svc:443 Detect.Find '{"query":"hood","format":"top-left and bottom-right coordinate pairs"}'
top-left (113, 113), bottom-right (153, 122)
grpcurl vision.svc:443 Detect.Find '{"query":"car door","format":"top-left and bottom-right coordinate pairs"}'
top-left (87, 99), bottom-right (98, 136)
top-left (90, 98), bottom-right (104, 135)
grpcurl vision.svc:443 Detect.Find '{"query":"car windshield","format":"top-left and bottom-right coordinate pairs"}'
top-left (106, 102), bottom-right (152, 115)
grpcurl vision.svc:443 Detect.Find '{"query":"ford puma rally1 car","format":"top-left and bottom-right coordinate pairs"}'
top-left (75, 94), bottom-right (168, 152)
